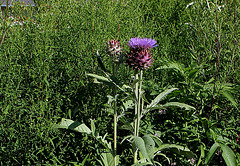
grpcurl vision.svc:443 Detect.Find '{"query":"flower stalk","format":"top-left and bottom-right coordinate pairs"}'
top-left (106, 39), bottom-right (122, 166)
top-left (126, 37), bottom-right (157, 164)
top-left (137, 70), bottom-right (143, 137)
top-left (133, 71), bottom-right (139, 163)
top-left (133, 70), bottom-right (143, 163)
top-left (113, 62), bottom-right (117, 166)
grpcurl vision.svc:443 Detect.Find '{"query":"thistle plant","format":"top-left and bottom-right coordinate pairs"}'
top-left (106, 39), bottom-right (122, 166)
top-left (54, 37), bottom-right (196, 166)
top-left (125, 37), bottom-right (158, 163)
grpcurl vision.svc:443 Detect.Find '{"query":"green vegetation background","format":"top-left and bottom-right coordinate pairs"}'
top-left (0, 0), bottom-right (239, 165)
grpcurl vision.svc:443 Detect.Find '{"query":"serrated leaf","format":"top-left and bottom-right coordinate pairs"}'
top-left (119, 116), bottom-right (133, 132)
top-left (95, 133), bottom-right (112, 150)
top-left (122, 84), bottom-right (132, 90)
top-left (53, 118), bottom-right (92, 134)
top-left (219, 143), bottom-right (237, 166)
top-left (205, 142), bottom-right (219, 165)
top-left (163, 102), bottom-right (195, 110)
top-left (107, 95), bottom-right (115, 106)
top-left (123, 100), bottom-right (134, 110)
top-left (87, 73), bottom-right (110, 82)
top-left (146, 88), bottom-right (178, 110)
top-left (120, 122), bottom-right (133, 132)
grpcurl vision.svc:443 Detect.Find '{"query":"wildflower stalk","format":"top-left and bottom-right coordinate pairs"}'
top-left (107, 39), bottom-right (122, 166)
top-left (113, 63), bottom-right (117, 166)
top-left (137, 70), bottom-right (143, 137)
top-left (126, 37), bottom-right (157, 164)
top-left (134, 71), bottom-right (139, 163)
top-left (133, 70), bottom-right (143, 163)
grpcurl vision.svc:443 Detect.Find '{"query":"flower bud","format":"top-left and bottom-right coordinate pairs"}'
top-left (106, 39), bottom-right (122, 59)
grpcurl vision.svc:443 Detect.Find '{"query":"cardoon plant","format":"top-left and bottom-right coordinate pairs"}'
top-left (106, 39), bottom-right (122, 166)
top-left (126, 37), bottom-right (157, 163)
top-left (54, 37), bottom-right (195, 166)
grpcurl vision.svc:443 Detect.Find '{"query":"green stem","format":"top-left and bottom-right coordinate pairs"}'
top-left (137, 70), bottom-right (143, 137)
top-left (134, 71), bottom-right (139, 163)
top-left (113, 63), bottom-right (117, 166)
top-left (133, 70), bottom-right (143, 164)
top-left (114, 105), bottom-right (117, 166)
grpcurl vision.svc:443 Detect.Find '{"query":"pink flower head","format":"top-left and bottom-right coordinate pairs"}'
top-left (106, 39), bottom-right (121, 55)
top-left (126, 37), bottom-right (157, 70)
top-left (106, 39), bottom-right (122, 62)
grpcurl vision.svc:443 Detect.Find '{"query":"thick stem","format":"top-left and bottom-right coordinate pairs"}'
top-left (134, 72), bottom-right (139, 163)
top-left (133, 70), bottom-right (143, 164)
top-left (137, 70), bottom-right (143, 137)
top-left (113, 63), bottom-right (117, 166)
top-left (114, 107), bottom-right (117, 166)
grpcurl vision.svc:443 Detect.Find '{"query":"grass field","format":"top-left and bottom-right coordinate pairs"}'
top-left (0, 0), bottom-right (239, 165)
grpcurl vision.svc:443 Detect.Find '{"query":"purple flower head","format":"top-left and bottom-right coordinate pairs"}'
top-left (127, 37), bottom-right (158, 50)
top-left (126, 37), bottom-right (158, 70)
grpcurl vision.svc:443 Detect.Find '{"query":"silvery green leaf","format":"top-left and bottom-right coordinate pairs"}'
top-left (146, 88), bottom-right (178, 110)
top-left (142, 135), bottom-right (155, 159)
top-left (87, 73), bottom-right (110, 82)
top-left (53, 118), bottom-right (92, 134)
top-left (163, 102), bottom-right (195, 110)
top-left (133, 136), bottom-right (152, 164)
